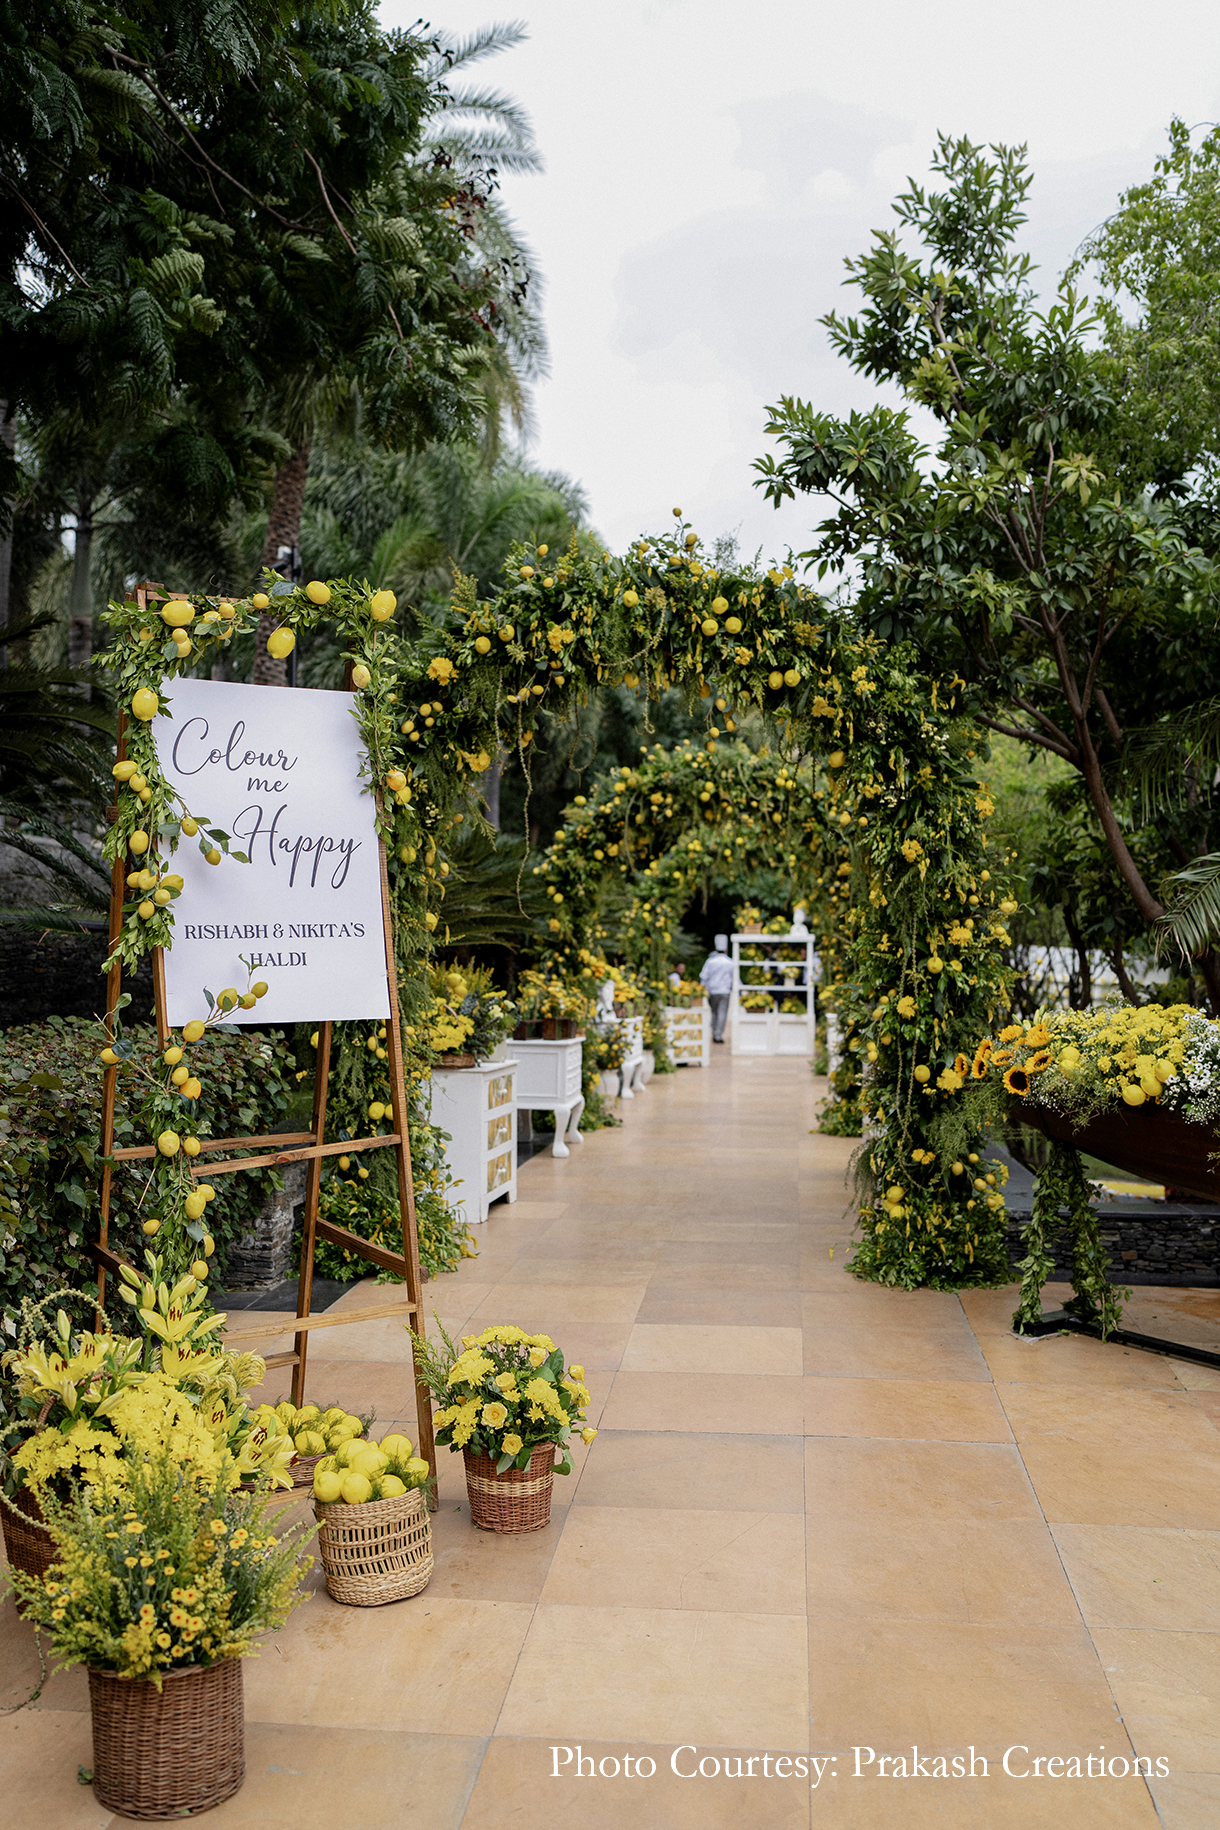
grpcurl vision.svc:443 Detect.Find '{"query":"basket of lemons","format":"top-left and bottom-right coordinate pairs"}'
top-left (311, 1433), bottom-right (434, 1605)
top-left (248, 1401), bottom-right (369, 1491)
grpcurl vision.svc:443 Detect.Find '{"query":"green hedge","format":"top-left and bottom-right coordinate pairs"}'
top-left (0, 1017), bottom-right (294, 1334)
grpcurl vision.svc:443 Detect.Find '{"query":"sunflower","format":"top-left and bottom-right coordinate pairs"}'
top-left (1003, 1065), bottom-right (1029, 1096)
top-left (1026, 1049), bottom-right (1052, 1074)
top-left (1024, 1023), bottom-right (1051, 1048)
top-left (999, 1024), bottom-right (1025, 1043)
top-left (954, 1053), bottom-right (969, 1077)
top-left (990, 1047), bottom-right (1013, 1068)
top-left (971, 1048), bottom-right (991, 1079)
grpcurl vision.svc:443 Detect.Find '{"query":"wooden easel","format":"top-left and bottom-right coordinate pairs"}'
top-left (92, 591), bottom-right (435, 1473)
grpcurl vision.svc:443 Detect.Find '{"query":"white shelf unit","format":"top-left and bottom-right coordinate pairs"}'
top-left (730, 933), bottom-right (816, 1057)
top-left (665, 1004), bottom-right (710, 1066)
top-left (511, 1036), bottom-right (585, 1157)
top-left (429, 1058), bottom-right (518, 1225)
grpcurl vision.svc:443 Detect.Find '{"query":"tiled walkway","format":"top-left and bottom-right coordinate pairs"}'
top-left (4, 1051), bottom-right (1220, 1827)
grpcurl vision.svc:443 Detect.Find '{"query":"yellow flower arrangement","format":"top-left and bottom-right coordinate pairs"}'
top-left (970, 1003), bottom-right (1220, 1126)
top-left (415, 1319), bottom-right (596, 1476)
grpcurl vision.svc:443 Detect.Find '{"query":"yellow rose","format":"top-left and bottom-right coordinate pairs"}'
top-left (502, 1433), bottom-right (523, 1456)
top-left (481, 1402), bottom-right (509, 1429)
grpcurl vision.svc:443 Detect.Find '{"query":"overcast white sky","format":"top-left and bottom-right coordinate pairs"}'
top-left (384, 0), bottom-right (1220, 560)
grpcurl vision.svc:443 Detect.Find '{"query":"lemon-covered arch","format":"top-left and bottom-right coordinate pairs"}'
top-left (98, 522), bottom-right (1018, 1291)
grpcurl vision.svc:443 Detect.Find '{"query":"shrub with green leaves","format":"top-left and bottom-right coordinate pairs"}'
top-left (0, 1017), bottom-right (293, 1334)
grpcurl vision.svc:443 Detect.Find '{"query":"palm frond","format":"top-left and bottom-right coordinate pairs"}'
top-left (1115, 696), bottom-right (1220, 821)
top-left (429, 23), bottom-right (529, 75)
top-left (0, 906), bottom-right (107, 933)
top-left (1158, 851), bottom-right (1220, 959)
top-left (435, 828), bottom-right (548, 949)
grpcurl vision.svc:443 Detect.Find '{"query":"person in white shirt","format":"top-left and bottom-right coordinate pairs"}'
top-left (699, 935), bottom-right (734, 1043)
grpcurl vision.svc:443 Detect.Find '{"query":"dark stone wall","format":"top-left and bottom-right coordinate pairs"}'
top-left (0, 925), bottom-right (155, 1030)
top-left (1006, 1209), bottom-right (1220, 1287)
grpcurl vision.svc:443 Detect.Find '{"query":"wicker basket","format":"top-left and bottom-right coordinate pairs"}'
top-left (1, 1486), bottom-right (56, 1586)
top-left (313, 1486), bottom-right (433, 1605)
top-left (464, 1442), bottom-right (556, 1533)
top-left (88, 1657), bottom-right (244, 1819)
top-left (289, 1451), bottom-right (327, 1492)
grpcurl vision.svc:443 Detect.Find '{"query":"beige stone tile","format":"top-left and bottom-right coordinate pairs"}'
top-left (808, 1617), bottom-right (1125, 1754)
top-left (803, 1324), bottom-right (991, 1382)
top-left (975, 1328), bottom-right (1187, 1389)
top-left (803, 1376), bottom-right (1011, 1442)
top-left (0, 1592), bottom-right (89, 1712)
top-left (541, 1506), bottom-right (805, 1614)
top-left (426, 1496), bottom-right (567, 1603)
top-left (666, 1219), bottom-right (798, 1245)
top-left (800, 1287), bottom-right (967, 1325)
top-left (461, 1737), bottom-right (812, 1829)
top-left (807, 1516), bottom-right (1079, 1626)
top-left (600, 1371), bottom-right (804, 1435)
top-left (498, 1603), bottom-right (808, 1748)
top-left (240, 1594), bottom-right (532, 1735)
top-left (0, 1709), bottom-right (106, 1830)
top-left (497, 1256), bottom-right (661, 1285)
top-left (637, 1285), bottom-right (803, 1327)
top-left (622, 1323), bottom-right (804, 1375)
top-left (573, 1431), bottom-right (806, 1512)
top-left (1052, 1525), bottom-right (1220, 1630)
top-left (1149, 1771), bottom-right (1220, 1830)
top-left (998, 1383), bottom-right (1219, 1452)
top-left (505, 1201), bottom-right (570, 1220)
top-left (802, 1776), bottom-right (1160, 1827)
top-left (1095, 1628), bottom-right (1220, 1772)
top-left (647, 1259), bottom-right (803, 1290)
top-left (958, 1283), bottom-right (1031, 1330)
top-left (466, 1282), bottom-right (648, 1325)
top-left (1019, 1440), bottom-right (1220, 1528)
top-left (201, 1724), bottom-right (485, 1829)
top-left (806, 1439), bottom-right (1041, 1522)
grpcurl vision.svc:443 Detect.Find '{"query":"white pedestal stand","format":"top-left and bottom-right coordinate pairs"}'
top-left (429, 1059), bottom-right (518, 1225)
top-left (511, 1036), bottom-right (586, 1158)
top-left (618, 1015), bottom-right (646, 1097)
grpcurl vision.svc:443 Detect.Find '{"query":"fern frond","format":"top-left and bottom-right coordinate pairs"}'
top-left (1158, 852), bottom-right (1220, 960)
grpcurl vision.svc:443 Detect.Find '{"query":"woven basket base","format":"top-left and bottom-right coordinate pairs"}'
top-left (289, 1451), bottom-right (327, 1491)
top-left (1, 1488), bottom-right (56, 1588)
top-left (314, 1487), bottom-right (433, 1605)
top-left (89, 1659), bottom-right (244, 1819)
top-left (464, 1445), bottom-right (555, 1533)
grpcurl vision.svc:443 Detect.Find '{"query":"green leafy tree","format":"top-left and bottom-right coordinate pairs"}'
top-left (756, 134), bottom-right (1220, 1004)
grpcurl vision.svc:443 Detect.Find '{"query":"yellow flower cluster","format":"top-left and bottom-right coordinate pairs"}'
top-left (972, 1004), bottom-right (1220, 1121)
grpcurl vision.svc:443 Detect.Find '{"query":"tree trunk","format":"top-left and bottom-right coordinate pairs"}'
top-left (1064, 912), bottom-right (1091, 1010)
top-left (253, 443), bottom-right (310, 688)
top-left (67, 495), bottom-right (94, 675)
top-left (0, 405), bottom-right (14, 661)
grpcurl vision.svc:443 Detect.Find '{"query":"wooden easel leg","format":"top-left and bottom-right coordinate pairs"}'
top-left (378, 841), bottom-right (436, 1487)
top-left (291, 1022), bottom-right (331, 1407)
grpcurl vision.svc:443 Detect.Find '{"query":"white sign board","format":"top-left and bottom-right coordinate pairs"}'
top-left (156, 679), bottom-right (390, 1026)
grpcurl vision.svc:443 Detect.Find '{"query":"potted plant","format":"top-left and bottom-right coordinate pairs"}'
top-left (513, 971), bottom-right (588, 1041)
top-left (427, 965), bottom-right (518, 1067)
top-left (1, 1267), bottom-right (295, 1587)
top-left (7, 1447), bottom-right (312, 1819)
top-left (414, 1322), bottom-right (597, 1533)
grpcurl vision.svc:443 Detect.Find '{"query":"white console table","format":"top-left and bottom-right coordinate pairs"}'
top-left (511, 1036), bottom-right (585, 1157)
top-left (429, 1058), bottom-right (518, 1224)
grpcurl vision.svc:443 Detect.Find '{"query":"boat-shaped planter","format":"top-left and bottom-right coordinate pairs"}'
top-left (1021, 1103), bottom-right (1220, 1202)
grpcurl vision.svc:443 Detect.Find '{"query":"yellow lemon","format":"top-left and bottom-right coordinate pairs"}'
top-left (252, 981), bottom-right (268, 998)
top-left (183, 1019), bottom-right (206, 1043)
top-left (313, 1469), bottom-right (343, 1504)
top-left (784, 667), bottom-right (800, 686)
top-left (181, 1078), bottom-right (202, 1101)
top-left (142, 1218), bottom-right (161, 1236)
top-left (184, 1192), bottom-right (206, 1220)
top-left (305, 580), bottom-right (331, 605)
top-left (351, 663), bottom-right (371, 689)
top-left (927, 957), bottom-right (944, 974)
top-left (128, 829), bottom-right (150, 856)
top-left (190, 1259), bottom-right (208, 1279)
top-left (386, 770), bottom-right (407, 792)
top-left (711, 596), bottom-right (729, 614)
top-left (252, 592), bottom-right (269, 608)
top-left (474, 635), bottom-right (491, 654)
top-left (498, 623), bottom-right (515, 641)
top-left (182, 1136), bottom-right (201, 1156)
top-left (349, 1447), bottom-right (387, 1479)
top-left (240, 992), bottom-right (256, 1008)
top-left (339, 1472), bottom-right (372, 1505)
top-left (161, 600), bottom-right (193, 627)
top-left (1121, 1083), bottom-right (1146, 1106)
top-left (622, 588), bottom-right (639, 607)
top-left (828, 750), bottom-right (846, 768)
top-left (197, 1184), bottom-right (216, 1203)
top-left (701, 618), bottom-right (718, 636)
top-left (914, 1065), bottom-right (931, 1083)
top-left (156, 1130), bottom-right (180, 1157)
top-left (100, 1046), bottom-right (119, 1065)
top-left (153, 887), bottom-right (171, 905)
top-left (725, 615), bottom-right (742, 633)
top-left (266, 627), bottom-right (295, 658)
top-left (112, 760), bottom-right (138, 781)
top-left (369, 589), bottom-right (396, 620)
top-left (378, 1434), bottom-right (413, 1461)
top-left (130, 688), bottom-right (159, 721)
top-left (180, 817), bottom-right (198, 837)
top-left (204, 848), bottom-right (221, 865)
top-left (368, 1101), bottom-right (386, 1120)
top-left (378, 1474), bottom-right (406, 1499)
